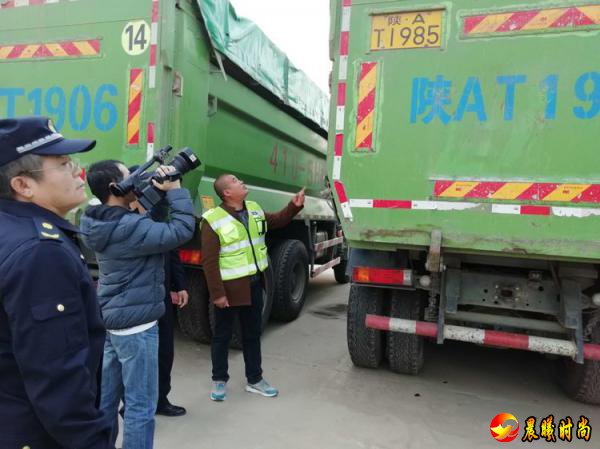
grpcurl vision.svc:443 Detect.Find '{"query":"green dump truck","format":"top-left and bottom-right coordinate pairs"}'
top-left (329, 0), bottom-right (600, 403)
top-left (0, 0), bottom-right (348, 345)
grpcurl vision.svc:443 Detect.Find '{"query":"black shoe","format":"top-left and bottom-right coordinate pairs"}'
top-left (156, 400), bottom-right (186, 417)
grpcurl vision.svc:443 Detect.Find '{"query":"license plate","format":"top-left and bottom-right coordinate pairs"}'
top-left (370, 10), bottom-right (444, 51)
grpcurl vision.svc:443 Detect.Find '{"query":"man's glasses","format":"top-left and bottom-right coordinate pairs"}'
top-left (25, 159), bottom-right (83, 176)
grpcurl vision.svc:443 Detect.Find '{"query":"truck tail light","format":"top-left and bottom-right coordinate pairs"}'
top-left (352, 267), bottom-right (413, 286)
top-left (179, 249), bottom-right (202, 266)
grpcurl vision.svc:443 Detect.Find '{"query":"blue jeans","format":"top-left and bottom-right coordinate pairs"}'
top-left (100, 325), bottom-right (158, 449)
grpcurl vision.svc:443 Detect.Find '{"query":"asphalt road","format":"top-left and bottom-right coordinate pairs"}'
top-left (152, 271), bottom-right (600, 449)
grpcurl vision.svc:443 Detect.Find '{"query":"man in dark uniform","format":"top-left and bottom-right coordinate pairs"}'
top-left (0, 117), bottom-right (113, 449)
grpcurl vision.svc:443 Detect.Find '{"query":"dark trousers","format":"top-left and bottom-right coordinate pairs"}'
top-left (158, 297), bottom-right (174, 404)
top-left (211, 281), bottom-right (263, 384)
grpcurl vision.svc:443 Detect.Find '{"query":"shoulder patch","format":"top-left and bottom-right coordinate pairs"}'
top-left (33, 218), bottom-right (63, 242)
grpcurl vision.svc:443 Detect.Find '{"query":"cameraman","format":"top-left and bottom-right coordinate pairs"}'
top-left (81, 161), bottom-right (194, 449)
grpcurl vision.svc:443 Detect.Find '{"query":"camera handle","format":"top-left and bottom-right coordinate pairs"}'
top-left (152, 170), bottom-right (182, 184)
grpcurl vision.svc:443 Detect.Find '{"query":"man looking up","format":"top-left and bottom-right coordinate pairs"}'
top-left (201, 174), bottom-right (304, 401)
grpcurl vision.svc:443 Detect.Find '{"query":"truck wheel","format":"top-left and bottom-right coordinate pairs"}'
top-left (559, 311), bottom-right (600, 404)
top-left (208, 264), bottom-right (274, 350)
top-left (177, 270), bottom-right (212, 344)
top-left (270, 240), bottom-right (309, 322)
top-left (347, 285), bottom-right (385, 368)
top-left (387, 290), bottom-right (425, 375)
top-left (333, 259), bottom-right (350, 284)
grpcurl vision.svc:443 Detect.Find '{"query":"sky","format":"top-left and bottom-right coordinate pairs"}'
top-left (230, 0), bottom-right (332, 94)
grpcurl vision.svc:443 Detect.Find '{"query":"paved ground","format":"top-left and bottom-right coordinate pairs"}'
top-left (152, 272), bottom-right (599, 449)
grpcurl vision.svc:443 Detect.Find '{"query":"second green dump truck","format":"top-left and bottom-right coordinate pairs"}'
top-left (0, 0), bottom-right (348, 344)
top-left (329, 0), bottom-right (600, 403)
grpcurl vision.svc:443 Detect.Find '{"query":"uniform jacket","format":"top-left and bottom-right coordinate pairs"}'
top-left (200, 200), bottom-right (302, 306)
top-left (80, 188), bottom-right (194, 330)
top-left (0, 199), bottom-right (112, 449)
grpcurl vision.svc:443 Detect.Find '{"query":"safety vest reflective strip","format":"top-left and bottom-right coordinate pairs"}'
top-left (220, 236), bottom-right (266, 254)
top-left (220, 264), bottom-right (259, 279)
top-left (210, 214), bottom-right (236, 232)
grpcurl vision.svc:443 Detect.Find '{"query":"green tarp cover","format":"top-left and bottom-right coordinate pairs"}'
top-left (196, 0), bottom-right (329, 130)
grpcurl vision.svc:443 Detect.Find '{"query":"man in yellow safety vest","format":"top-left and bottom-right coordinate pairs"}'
top-left (201, 174), bottom-right (304, 401)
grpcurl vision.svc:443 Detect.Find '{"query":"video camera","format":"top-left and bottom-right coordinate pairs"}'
top-left (110, 145), bottom-right (201, 210)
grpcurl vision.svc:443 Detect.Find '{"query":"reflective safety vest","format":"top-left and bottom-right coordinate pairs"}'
top-left (202, 201), bottom-right (269, 281)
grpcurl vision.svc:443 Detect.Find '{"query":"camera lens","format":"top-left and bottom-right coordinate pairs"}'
top-left (170, 148), bottom-right (200, 175)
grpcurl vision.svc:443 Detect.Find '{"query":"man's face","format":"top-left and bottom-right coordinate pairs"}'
top-left (223, 175), bottom-right (248, 202)
top-left (28, 155), bottom-right (86, 216)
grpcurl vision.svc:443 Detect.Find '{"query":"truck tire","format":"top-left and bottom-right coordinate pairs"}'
top-left (177, 270), bottom-right (212, 344)
top-left (387, 290), bottom-right (425, 375)
top-left (208, 264), bottom-right (274, 350)
top-left (347, 285), bottom-right (385, 368)
top-left (333, 259), bottom-right (350, 284)
top-left (559, 311), bottom-right (600, 404)
top-left (270, 240), bottom-right (309, 322)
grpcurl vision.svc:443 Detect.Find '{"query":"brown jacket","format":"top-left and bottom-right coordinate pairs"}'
top-left (201, 201), bottom-right (303, 306)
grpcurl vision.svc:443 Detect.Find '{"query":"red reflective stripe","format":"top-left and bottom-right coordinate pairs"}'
top-left (147, 122), bottom-right (155, 143)
top-left (334, 181), bottom-right (349, 203)
top-left (576, 185), bottom-right (600, 203)
top-left (340, 31), bottom-right (349, 55)
top-left (356, 89), bottom-right (376, 123)
top-left (60, 41), bottom-right (80, 56)
top-left (550, 7), bottom-right (594, 28)
top-left (128, 130), bottom-right (140, 145)
top-left (7, 45), bottom-right (26, 59)
top-left (433, 180), bottom-right (455, 196)
top-left (484, 330), bottom-right (530, 350)
top-left (129, 91), bottom-right (142, 117)
top-left (415, 321), bottom-right (437, 338)
top-left (359, 62), bottom-right (377, 79)
top-left (365, 314), bottom-right (390, 331)
top-left (88, 39), bottom-right (100, 54)
top-left (149, 45), bottom-right (157, 66)
top-left (464, 181), bottom-right (506, 199)
top-left (337, 82), bottom-right (346, 106)
top-left (584, 343), bottom-right (600, 361)
top-left (463, 15), bottom-right (486, 33)
top-left (356, 133), bottom-right (372, 150)
top-left (496, 10), bottom-right (539, 32)
top-left (33, 45), bottom-right (53, 58)
top-left (373, 200), bottom-right (412, 209)
top-left (334, 134), bottom-right (344, 157)
top-left (520, 205), bottom-right (551, 216)
top-left (517, 183), bottom-right (558, 201)
top-left (151, 0), bottom-right (159, 22)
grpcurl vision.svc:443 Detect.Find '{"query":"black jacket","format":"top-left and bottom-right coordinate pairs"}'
top-left (0, 200), bottom-right (112, 449)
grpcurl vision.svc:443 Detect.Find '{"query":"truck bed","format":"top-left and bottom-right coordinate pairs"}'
top-left (329, 0), bottom-right (600, 261)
